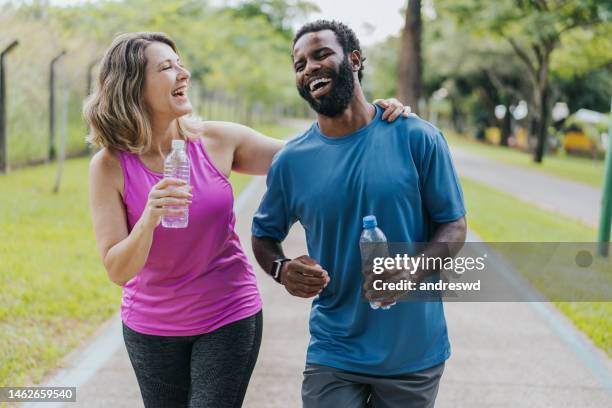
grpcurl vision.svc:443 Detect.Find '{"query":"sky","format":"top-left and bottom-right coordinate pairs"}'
top-left (44, 0), bottom-right (411, 46)
top-left (293, 0), bottom-right (407, 46)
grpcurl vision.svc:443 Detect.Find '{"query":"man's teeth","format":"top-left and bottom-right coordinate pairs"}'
top-left (309, 78), bottom-right (331, 91)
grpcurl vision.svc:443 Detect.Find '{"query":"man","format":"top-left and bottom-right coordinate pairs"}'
top-left (252, 20), bottom-right (466, 407)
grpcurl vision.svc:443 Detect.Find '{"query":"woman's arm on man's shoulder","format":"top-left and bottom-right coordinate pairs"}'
top-left (201, 121), bottom-right (286, 176)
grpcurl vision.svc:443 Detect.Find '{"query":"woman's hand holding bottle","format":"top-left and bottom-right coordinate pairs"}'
top-left (141, 178), bottom-right (192, 229)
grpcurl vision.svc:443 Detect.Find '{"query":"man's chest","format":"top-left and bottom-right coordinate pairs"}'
top-left (289, 144), bottom-right (422, 225)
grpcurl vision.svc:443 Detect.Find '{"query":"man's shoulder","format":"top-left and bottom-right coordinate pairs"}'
top-left (389, 115), bottom-right (443, 144)
top-left (271, 124), bottom-right (319, 166)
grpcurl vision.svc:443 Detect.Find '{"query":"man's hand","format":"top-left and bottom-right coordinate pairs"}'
top-left (281, 255), bottom-right (330, 298)
top-left (363, 266), bottom-right (416, 306)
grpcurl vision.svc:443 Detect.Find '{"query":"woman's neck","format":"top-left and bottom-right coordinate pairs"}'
top-left (148, 118), bottom-right (179, 157)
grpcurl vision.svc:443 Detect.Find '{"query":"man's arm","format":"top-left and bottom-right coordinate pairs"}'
top-left (413, 216), bottom-right (467, 280)
top-left (252, 235), bottom-right (330, 298)
top-left (251, 235), bottom-right (287, 276)
top-left (363, 216), bottom-right (467, 304)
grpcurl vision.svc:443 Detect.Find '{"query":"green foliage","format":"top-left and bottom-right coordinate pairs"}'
top-left (436, 0), bottom-right (611, 96)
top-left (556, 68), bottom-right (612, 113)
top-left (366, 0), bottom-right (612, 139)
top-left (226, 0), bottom-right (320, 39)
top-left (551, 24), bottom-right (612, 79)
top-left (445, 129), bottom-right (604, 187)
top-left (364, 36), bottom-right (400, 100)
top-left (1, 0), bottom-right (314, 166)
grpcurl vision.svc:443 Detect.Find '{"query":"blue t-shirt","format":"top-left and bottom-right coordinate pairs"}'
top-left (252, 106), bottom-right (466, 375)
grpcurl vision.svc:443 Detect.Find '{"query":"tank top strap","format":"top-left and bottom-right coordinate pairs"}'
top-left (116, 149), bottom-right (131, 198)
top-left (190, 137), bottom-right (231, 183)
top-left (117, 149), bottom-right (130, 174)
top-left (116, 148), bottom-right (151, 205)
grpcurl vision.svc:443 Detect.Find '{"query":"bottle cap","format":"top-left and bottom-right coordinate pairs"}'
top-left (363, 215), bottom-right (377, 228)
top-left (172, 139), bottom-right (186, 150)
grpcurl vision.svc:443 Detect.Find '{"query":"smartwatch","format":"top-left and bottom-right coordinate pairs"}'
top-left (270, 258), bottom-right (291, 283)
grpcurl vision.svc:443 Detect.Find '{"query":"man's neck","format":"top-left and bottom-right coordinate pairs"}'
top-left (316, 90), bottom-right (375, 137)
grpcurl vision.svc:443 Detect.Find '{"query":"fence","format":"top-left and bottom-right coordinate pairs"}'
top-left (0, 43), bottom-right (286, 173)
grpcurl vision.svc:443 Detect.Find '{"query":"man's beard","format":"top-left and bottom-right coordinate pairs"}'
top-left (297, 59), bottom-right (355, 117)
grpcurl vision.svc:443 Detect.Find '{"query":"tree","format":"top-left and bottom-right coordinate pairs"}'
top-left (397, 0), bottom-right (422, 114)
top-left (443, 0), bottom-right (611, 163)
top-left (227, 0), bottom-right (319, 39)
top-left (2, 0), bottom-right (314, 165)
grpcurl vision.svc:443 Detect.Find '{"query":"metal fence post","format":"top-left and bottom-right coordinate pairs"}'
top-left (598, 97), bottom-right (612, 257)
top-left (49, 50), bottom-right (66, 162)
top-left (0, 40), bottom-right (19, 173)
top-left (86, 58), bottom-right (99, 98)
top-left (85, 58), bottom-right (99, 154)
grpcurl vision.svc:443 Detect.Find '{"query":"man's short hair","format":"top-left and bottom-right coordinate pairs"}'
top-left (293, 20), bottom-right (366, 82)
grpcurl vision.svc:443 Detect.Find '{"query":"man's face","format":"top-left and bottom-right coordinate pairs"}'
top-left (293, 30), bottom-right (356, 117)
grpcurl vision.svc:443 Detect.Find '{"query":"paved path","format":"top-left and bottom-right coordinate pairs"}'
top-left (452, 147), bottom-right (601, 227)
top-left (31, 137), bottom-right (611, 407)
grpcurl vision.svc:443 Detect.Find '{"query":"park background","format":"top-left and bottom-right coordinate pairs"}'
top-left (0, 0), bottom-right (611, 404)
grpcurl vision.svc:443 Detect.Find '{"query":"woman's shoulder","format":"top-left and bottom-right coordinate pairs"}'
top-left (89, 148), bottom-right (124, 191)
top-left (90, 147), bottom-right (121, 170)
top-left (199, 120), bottom-right (252, 146)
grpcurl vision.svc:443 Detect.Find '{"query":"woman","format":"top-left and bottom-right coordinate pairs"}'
top-left (85, 32), bottom-right (408, 408)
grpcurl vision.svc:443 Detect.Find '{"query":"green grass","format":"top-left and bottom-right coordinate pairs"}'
top-left (445, 130), bottom-right (605, 187)
top-left (0, 122), bottom-right (299, 388)
top-left (0, 158), bottom-right (120, 387)
top-left (461, 177), bottom-right (611, 356)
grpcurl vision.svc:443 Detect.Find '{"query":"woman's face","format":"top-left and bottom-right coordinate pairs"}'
top-left (142, 42), bottom-right (192, 120)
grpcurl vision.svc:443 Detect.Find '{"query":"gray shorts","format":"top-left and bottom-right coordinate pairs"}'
top-left (302, 362), bottom-right (445, 408)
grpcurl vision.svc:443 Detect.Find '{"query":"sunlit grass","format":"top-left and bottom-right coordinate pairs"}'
top-left (0, 157), bottom-right (119, 386)
top-left (462, 177), bottom-right (610, 356)
top-left (446, 130), bottom-right (605, 187)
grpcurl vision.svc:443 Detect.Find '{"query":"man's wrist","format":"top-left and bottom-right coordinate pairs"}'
top-left (269, 258), bottom-right (291, 283)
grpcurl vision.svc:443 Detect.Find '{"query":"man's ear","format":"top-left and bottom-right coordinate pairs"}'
top-left (350, 50), bottom-right (362, 72)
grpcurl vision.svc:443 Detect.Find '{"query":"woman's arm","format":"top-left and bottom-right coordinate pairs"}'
top-left (230, 124), bottom-right (286, 175)
top-left (202, 121), bottom-right (285, 176)
top-left (229, 99), bottom-right (411, 175)
top-left (89, 149), bottom-right (190, 286)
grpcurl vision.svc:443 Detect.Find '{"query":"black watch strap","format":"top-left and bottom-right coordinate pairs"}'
top-left (270, 258), bottom-right (291, 283)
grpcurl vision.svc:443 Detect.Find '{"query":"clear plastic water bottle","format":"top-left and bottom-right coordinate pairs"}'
top-left (162, 139), bottom-right (190, 228)
top-left (360, 215), bottom-right (394, 310)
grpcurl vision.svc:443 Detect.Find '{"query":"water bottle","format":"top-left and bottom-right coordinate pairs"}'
top-left (162, 139), bottom-right (190, 228)
top-left (360, 215), bottom-right (394, 310)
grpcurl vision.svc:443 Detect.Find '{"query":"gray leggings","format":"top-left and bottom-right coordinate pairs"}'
top-left (122, 311), bottom-right (262, 408)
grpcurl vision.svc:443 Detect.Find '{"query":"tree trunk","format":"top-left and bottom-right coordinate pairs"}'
top-left (501, 109), bottom-right (511, 146)
top-left (533, 53), bottom-right (551, 163)
top-left (533, 84), bottom-right (549, 162)
top-left (397, 0), bottom-right (422, 114)
top-left (451, 99), bottom-right (464, 133)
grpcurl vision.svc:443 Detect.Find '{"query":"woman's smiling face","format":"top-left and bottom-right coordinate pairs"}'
top-left (142, 41), bottom-right (192, 120)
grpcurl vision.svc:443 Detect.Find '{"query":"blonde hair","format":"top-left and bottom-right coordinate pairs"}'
top-left (83, 32), bottom-right (199, 154)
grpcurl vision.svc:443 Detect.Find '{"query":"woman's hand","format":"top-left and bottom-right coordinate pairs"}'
top-left (373, 98), bottom-right (413, 122)
top-left (141, 178), bottom-right (193, 229)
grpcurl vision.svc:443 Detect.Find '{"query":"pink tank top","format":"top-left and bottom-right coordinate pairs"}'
top-left (118, 138), bottom-right (262, 336)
